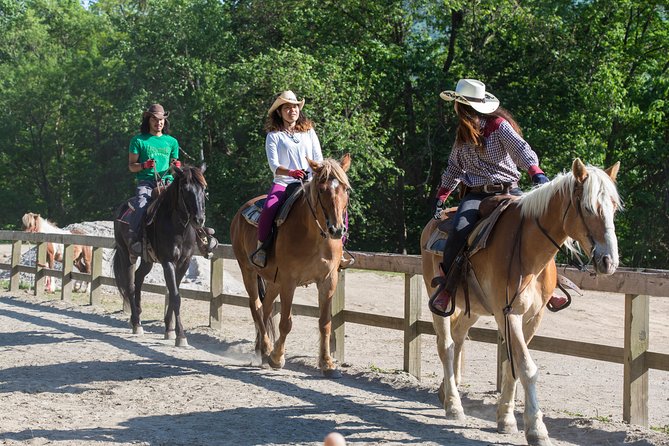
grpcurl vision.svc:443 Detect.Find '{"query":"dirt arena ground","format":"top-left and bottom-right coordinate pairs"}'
top-left (0, 243), bottom-right (668, 445)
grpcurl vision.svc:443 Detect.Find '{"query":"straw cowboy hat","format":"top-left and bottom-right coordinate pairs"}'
top-left (268, 90), bottom-right (305, 116)
top-left (142, 103), bottom-right (170, 120)
top-left (440, 79), bottom-right (500, 114)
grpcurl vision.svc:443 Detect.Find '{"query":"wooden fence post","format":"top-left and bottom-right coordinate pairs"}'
top-left (60, 244), bottom-right (74, 301)
top-left (209, 256), bottom-right (225, 330)
top-left (623, 293), bottom-right (649, 426)
top-left (403, 273), bottom-right (422, 378)
top-left (34, 242), bottom-right (47, 296)
top-left (89, 247), bottom-right (103, 306)
top-left (331, 270), bottom-right (346, 363)
top-left (9, 240), bottom-right (21, 292)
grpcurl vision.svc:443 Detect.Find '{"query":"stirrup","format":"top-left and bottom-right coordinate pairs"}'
top-left (250, 247), bottom-right (267, 268)
top-left (338, 252), bottom-right (355, 271)
top-left (428, 263), bottom-right (456, 317)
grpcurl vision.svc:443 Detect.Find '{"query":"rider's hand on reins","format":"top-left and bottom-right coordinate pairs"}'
top-left (141, 159), bottom-right (156, 170)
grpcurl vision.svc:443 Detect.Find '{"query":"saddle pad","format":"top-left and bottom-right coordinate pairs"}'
top-left (426, 229), bottom-right (449, 255)
top-left (467, 198), bottom-right (515, 258)
top-left (242, 199), bottom-right (265, 227)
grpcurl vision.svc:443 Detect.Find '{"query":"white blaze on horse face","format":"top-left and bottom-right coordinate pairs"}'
top-left (595, 199), bottom-right (619, 275)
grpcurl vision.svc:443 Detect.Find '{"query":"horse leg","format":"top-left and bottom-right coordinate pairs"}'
top-left (451, 309), bottom-right (478, 386)
top-left (498, 313), bottom-right (551, 446)
top-left (432, 312), bottom-right (465, 420)
top-left (129, 259), bottom-right (152, 335)
top-left (316, 276), bottom-right (340, 378)
top-left (268, 282), bottom-right (296, 369)
top-left (162, 260), bottom-right (188, 347)
top-left (45, 244), bottom-right (54, 293)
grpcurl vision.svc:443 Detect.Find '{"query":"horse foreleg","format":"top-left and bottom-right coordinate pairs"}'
top-left (316, 277), bottom-right (339, 378)
top-left (129, 259), bottom-right (152, 335)
top-left (162, 261), bottom-right (187, 347)
top-left (433, 312), bottom-right (465, 421)
top-left (499, 313), bottom-right (551, 446)
top-left (268, 283), bottom-right (295, 369)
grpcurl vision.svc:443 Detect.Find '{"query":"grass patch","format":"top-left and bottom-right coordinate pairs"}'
top-left (563, 410), bottom-right (585, 418)
top-left (593, 415), bottom-right (612, 423)
top-left (651, 425), bottom-right (669, 435)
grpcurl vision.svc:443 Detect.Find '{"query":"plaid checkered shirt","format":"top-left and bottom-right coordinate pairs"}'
top-left (440, 118), bottom-right (539, 192)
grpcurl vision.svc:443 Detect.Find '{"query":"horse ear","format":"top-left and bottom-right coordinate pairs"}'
top-left (340, 153), bottom-right (351, 172)
top-left (307, 157), bottom-right (321, 172)
top-left (604, 161), bottom-right (620, 182)
top-left (572, 158), bottom-right (588, 183)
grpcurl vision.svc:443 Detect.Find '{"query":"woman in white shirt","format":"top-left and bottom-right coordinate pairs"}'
top-left (251, 90), bottom-right (323, 267)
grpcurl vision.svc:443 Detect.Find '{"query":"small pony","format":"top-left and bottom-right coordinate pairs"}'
top-left (420, 159), bottom-right (621, 446)
top-left (21, 213), bottom-right (92, 293)
top-left (230, 154), bottom-right (351, 377)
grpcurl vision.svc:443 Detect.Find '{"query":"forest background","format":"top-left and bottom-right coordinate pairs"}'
top-left (0, 0), bottom-right (667, 268)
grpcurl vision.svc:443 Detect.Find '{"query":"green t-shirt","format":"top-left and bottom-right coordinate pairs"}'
top-left (129, 133), bottom-right (179, 182)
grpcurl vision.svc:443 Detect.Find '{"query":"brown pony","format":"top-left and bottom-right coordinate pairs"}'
top-left (22, 213), bottom-right (92, 293)
top-left (420, 159), bottom-right (621, 446)
top-left (230, 154), bottom-right (351, 377)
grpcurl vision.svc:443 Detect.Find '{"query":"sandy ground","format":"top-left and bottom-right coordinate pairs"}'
top-left (0, 241), bottom-right (668, 446)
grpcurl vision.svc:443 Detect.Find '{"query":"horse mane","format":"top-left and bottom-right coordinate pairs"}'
top-left (518, 165), bottom-right (622, 220)
top-left (307, 158), bottom-right (351, 202)
top-left (21, 212), bottom-right (68, 234)
top-left (152, 165), bottom-right (207, 208)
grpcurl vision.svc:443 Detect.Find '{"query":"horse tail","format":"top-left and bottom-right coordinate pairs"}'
top-left (112, 247), bottom-right (131, 305)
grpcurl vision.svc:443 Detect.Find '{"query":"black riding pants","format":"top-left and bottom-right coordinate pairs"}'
top-left (441, 188), bottom-right (522, 274)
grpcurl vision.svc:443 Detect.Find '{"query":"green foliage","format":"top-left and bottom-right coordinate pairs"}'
top-left (0, 0), bottom-right (667, 267)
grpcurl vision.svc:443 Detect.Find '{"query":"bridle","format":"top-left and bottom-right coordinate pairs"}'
top-left (534, 185), bottom-right (597, 274)
top-left (303, 176), bottom-right (349, 240)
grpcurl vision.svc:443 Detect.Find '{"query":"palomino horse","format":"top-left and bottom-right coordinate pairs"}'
top-left (230, 154), bottom-right (351, 377)
top-left (113, 164), bottom-right (208, 346)
top-left (21, 213), bottom-right (92, 293)
top-left (421, 159), bottom-right (621, 446)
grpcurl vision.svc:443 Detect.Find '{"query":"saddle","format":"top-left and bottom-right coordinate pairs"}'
top-left (244, 182), bottom-right (304, 266)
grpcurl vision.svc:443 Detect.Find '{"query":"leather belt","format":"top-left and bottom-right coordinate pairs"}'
top-left (466, 182), bottom-right (518, 194)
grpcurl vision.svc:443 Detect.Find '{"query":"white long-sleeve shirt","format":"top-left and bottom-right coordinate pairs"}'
top-left (265, 128), bottom-right (323, 186)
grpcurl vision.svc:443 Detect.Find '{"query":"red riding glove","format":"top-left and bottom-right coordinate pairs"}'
top-left (172, 160), bottom-right (181, 168)
top-left (288, 169), bottom-right (306, 179)
top-left (433, 187), bottom-right (452, 220)
top-left (141, 159), bottom-right (156, 169)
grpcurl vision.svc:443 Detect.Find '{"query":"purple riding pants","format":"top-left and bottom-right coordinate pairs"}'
top-left (257, 183), bottom-right (287, 242)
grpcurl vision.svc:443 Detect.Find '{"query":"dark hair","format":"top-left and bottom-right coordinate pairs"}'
top-left (140, 115), bottom-right (171, 135)
top-left (264, 105), bottom-right (314, 133)
top-left (453, 102), bottom-right (522, 150)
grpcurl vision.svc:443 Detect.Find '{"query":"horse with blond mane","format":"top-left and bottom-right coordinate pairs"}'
top-left (420, 159), bottom-right (621, 446)
top-left (21, 213), bottom-right (92, 293)
top-left (230, 154), bottom-right (351, 377)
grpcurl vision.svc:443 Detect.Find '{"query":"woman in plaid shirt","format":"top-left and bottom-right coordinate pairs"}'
top-left (430, 79), bottom-right (560, 315)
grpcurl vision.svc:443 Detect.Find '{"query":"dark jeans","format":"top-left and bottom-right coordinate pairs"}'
top-left (441, 187), bottom-right (522, 273)
top-left (129, 180), bottom-right (157, 236)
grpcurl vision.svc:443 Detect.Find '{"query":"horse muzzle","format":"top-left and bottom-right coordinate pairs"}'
top-left (593, 251), bottom-right (618, 275)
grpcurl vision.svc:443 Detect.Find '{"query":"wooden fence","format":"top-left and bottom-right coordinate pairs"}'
top-left (0, 229), bottom-right (667, 427)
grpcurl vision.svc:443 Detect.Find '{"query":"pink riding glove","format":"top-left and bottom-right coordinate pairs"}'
top-left (288, 169), bottom-right (306, 179)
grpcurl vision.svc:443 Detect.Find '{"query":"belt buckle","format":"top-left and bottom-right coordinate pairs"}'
top-left (483, 184), bottom-right (503, 193)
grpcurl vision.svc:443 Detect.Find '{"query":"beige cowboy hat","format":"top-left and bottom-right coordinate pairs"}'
top-left (440, 79), bottom-right (500, 114)
top-left (142, 103), bottom-right (170, 120)
top-left (267, 90), bottom-right (305, 116)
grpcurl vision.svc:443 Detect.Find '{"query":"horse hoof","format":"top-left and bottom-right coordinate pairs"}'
top-left (526, 434), bottom-right (552, 446)
top-left (175, 338), bottom-right (189, 347)
top-left (322, 368), bottom-right (342, 379)
top-left (133, 326), bottom-right (144, 335)
top-left (165, 331), bottom-right (176, 340)
top-left (268, 355), bottom-right (285, 369)
top-left (497, 419), bottom-right (519, 434)
top-left (445, 406), bottom-right (466, 421)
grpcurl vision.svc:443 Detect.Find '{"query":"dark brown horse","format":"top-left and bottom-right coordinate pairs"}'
top-left (230, 154), bottom-right (351, 377)
top-left (113, 165), bottom-right (208, 346)
top-left (22, 213), bottom-right (92, 293)
top-left (421, 159), bottom-right (621, 446)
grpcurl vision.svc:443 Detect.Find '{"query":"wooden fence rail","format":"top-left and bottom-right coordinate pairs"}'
top-left (0, 230), bottom-right (667, 427)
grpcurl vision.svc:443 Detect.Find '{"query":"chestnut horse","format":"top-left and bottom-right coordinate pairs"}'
top-left (113, 165), bottom-right (208, 346)
top-left (421, 159), bottom-right (621, 446)
top-left (21, 213), bottom-right (92, 293)
top-left (230, 154), bottom-right (351, 377)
